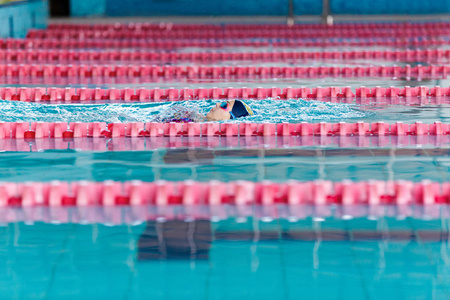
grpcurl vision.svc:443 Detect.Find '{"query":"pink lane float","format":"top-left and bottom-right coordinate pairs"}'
top-left (0, 121), bottom-right (448, 139)
top-left (1, 49), bottom-right (448, 64)
top-left (0, 86), bottom-right (447, 102)
top-left (25, 27), bottom-right (450, 39)
top-left (1, 37), bottom-right (447, 49)
top-left (0, 180), bottom-right (447, 207)
top-left (0, 64), bottom-right (447, 80)
top-left (0, 180), bottom-right (447, 223)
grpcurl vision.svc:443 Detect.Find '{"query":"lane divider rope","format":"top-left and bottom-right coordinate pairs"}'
top-left (2, 38), bottom-right (447, 49)
top-left (26, 28), bottom-right (450, 39)
top-left (2, 49), bottom-right (448, 64)
top-left (0, 121), bottom-right (448, 139)
top-left (0, 64), bottom-right (446, 80)
top-left (0, 180), bottom-right (446, 208)
top-left (0, 86), bottom-right (446, 102)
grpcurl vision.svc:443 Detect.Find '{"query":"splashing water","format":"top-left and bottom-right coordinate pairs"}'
top-left (0, 99), bottom-right (372, 123)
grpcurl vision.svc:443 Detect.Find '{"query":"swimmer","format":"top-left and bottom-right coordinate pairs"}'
top-left (205, 100), bottom-right (254, 121)
top-left (163, 100), bottom-right (254, 122)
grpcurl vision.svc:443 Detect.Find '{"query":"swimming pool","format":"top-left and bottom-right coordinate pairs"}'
top-left (0, 218), bottom-right (449, 299)
top-left (2, 21), bottom-right (450, 299)
top-left (0, 148), bottom-right (448, 183)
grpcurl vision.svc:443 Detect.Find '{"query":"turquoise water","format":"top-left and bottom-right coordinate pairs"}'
top-left (0, 94), bottom-right (446, 299)
top-left (2, 33), bottom-right (450, 300)
top-left (0, 98), bottom-right (449, 124)
top-left (0, 149), bottom-right (449, 183)
top-left (0, 99), bottom-right (370, 123)
top-left (1, 98), bottom-right (450, 124)
top-left (0, 99), bottom-right (447, 185)
top-left (0, 218), bottom-right (449, 299)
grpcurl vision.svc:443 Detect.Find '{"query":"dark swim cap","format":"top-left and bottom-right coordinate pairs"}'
top-left (230, 100), bottom-right (254, 119)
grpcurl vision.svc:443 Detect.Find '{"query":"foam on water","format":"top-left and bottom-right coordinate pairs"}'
top-left (0, 99), bottom-right (371, 123)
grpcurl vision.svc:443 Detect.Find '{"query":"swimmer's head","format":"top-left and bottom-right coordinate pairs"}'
top-left (206, 100), bottom-right (254, 121)
top-left (206, 100), bottom-right (232, 121)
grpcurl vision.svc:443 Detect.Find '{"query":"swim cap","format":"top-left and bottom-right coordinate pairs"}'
top-left (230, 100), bottom-right (254, 119)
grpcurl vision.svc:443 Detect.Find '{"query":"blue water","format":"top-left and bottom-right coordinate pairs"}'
top-left (0, 99), bottom-right (447, 185)
top-left (1, 218), bottom-right (449, 299)
top-left (0, 98), bottom-right (450, 124)
top-left (0, 99), bottom-right (371, 124)
top-left (0, 149), bottom-right (448, 183)
top-left (0, 96), bottom-right (445, 299)
top-left (2, 25), bottom-right (450, 300)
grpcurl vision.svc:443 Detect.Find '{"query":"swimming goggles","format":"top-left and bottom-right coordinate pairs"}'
top-left (219, 101), bottom-right (229, 110)
top-left (219, 101), bottom-right (236, 119)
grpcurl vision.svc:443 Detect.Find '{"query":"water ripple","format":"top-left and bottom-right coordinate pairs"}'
top-left (0, 99), bottom-right (372, 123)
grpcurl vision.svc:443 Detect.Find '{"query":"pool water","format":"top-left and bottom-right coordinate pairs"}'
top-left (2, 23), bottom-right (450, 300)
top-left (0, 98), bottom-right (371, 123)
top-left (0, 149), bottom-right (449, 183)
top-left (1, 218), bottom-right (449, 300)
top-left (1, 98), bottom-right (450, 124)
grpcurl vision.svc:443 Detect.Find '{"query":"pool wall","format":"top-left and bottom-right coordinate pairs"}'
top-left (330, 0), bottom-right (450, 15)
top-left (71, 0), bottom-right (450, 17)
top-left (0, 0), bottom-right (48, 38)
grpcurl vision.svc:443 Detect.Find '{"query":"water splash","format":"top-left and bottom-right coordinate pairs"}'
top-left (0, 99), bottom-right (372, 123)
